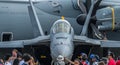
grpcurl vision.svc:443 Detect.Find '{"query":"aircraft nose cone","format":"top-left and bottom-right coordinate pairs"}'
top-left (53, 45), bottom-right (72, 58)
top-left (57, 46), bottom-right (68, 56)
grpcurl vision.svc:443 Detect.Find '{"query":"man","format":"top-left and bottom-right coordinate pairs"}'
top-left (10, 49), bottom-right (18, 64)
top-left (11, 49), bottom-right (18, 59)
top-left (107, 52), bottom-right (116, 65)
top-left (90, 54), bottom-right (99, 65)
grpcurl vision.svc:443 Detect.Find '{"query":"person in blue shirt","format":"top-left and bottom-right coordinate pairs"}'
top-left (90, 54), bottom-right (99, 65)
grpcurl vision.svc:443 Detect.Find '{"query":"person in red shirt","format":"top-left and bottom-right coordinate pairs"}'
top-left (81, 53), bottom-right (89, 65)
top-left (107, 52), bottom-right (116, 65)
top-left (116, 56), bottom-right (120, 65)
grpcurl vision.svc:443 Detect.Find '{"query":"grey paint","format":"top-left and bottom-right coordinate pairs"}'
top-left (1, 0), bottom-right (120, 64)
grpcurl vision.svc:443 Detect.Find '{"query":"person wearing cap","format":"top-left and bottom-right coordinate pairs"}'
top-left (81, 53), bottom-right (90, 65)
top-left (90, 54), bottom-right (99, 65)
top-left (107, 52), bottom-right (116, 65)
top-left (116, 56), bottom-right (120, 65)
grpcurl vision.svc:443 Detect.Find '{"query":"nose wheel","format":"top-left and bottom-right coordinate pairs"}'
top-left (54, 61), bottom-right (65, 65)
top-left (51, 55), bottom-right (65, 65)
top-left (51, 60), bottom-right (65, 65)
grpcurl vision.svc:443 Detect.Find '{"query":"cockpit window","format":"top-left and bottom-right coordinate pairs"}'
top-left (53, 22), bottom-right (70, 34)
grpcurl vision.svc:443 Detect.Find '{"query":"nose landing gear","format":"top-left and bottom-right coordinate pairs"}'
top-left (51, 55), bottom-right (65, 65)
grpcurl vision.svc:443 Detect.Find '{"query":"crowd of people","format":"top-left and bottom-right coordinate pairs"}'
top-left (0, 49), bottom-right (39, 65)
top-left (0, 49), bottom-right (120, 65)
top-left (65, 52), bottom-right (120, 65)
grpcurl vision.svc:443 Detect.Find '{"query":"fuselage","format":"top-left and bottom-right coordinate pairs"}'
top-left (50, 19), bottom-right (74, 61)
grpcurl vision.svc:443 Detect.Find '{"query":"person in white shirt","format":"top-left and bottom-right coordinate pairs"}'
top-left (4, 54), bottom-right (12, 65)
